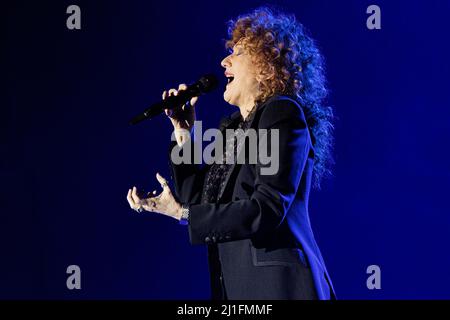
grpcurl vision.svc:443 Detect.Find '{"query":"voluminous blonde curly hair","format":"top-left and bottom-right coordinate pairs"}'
top-left (225, 6), bottom-right (334, 188)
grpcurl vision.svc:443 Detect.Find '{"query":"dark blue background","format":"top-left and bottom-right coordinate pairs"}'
top-left (2, 0), bottom-right (450, 299)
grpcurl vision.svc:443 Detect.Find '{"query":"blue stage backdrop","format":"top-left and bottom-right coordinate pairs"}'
top-left (2, 0), bottom-right (450, 299)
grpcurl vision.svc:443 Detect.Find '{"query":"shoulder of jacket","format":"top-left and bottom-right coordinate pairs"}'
top-left (259, 95), bottom-right (306, 121)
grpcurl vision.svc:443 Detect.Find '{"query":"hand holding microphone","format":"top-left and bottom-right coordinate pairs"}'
top-left (162, 83), bottom-right (197, 132)
top-left (129, 74), bottom-right (218, 126)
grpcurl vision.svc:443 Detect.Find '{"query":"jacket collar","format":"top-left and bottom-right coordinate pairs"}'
top-left (218, 95), bottom-right (282, 132)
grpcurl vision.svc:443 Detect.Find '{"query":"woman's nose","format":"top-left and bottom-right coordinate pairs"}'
top-left (221, 55), bottom-right (231, 68)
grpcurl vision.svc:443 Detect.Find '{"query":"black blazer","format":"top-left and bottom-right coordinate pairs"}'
top-left (169, 95), bottom-right (335, 300)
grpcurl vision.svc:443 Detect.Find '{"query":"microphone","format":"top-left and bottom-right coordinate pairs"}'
top-left (129, 74), bottom-right (218, 125)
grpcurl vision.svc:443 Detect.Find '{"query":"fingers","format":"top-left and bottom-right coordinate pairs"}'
top-left (126, 176), bottom-right (174, 216)
top-left (127, 184), bottom-right (165, 214)
top-left (162, 84), bottom-right (188, 102)
top-left (127, 188), bottom-right (134, 206)
top-left (127, 187), bottom-right (143, 213)
top-left (190, 96), bottom-right (198, 107)
top-left (131, 186), bottom-right (141, 205)
top-left (177, 84), bottom-right (189, 111)
top-left (163, 88), bottom-right (180, 116)
top-left (178, 83), bottom-right (198, 107)
top-left (162, 91), bottom-right (171, 116)
top-left (168, 88), bottom-right (177, 97)
top-left (156, 172), bottom-right (169, 190)
top-left (162, 83), bottom-right (194, 115)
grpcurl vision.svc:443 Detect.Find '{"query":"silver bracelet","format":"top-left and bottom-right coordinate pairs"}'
top-left (179, 203), bottom-right (190, 225)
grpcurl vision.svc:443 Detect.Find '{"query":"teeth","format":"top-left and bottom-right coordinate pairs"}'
top-left (227, 77), bottom-right (234, 84)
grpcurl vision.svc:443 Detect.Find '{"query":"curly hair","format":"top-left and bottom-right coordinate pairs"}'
top-left (225, 7), bottom-right (334, 188)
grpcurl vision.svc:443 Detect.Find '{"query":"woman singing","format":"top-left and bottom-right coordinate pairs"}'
top-left (127, 7), bottom-right (336, 300)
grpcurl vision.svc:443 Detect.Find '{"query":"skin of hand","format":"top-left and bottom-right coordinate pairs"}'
top-left (126, 173), bottom-right (183, 220)
top-left (162, 83), bottom-right (198, 131)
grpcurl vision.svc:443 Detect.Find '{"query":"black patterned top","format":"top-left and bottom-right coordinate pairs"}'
top-left (201, 108), bottom-right (256, 204)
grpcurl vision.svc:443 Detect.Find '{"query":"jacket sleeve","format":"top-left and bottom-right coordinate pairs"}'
top-left (168, 138), bottom-right (207, 205)
top-left (187, 98), bottom-right (312, 245)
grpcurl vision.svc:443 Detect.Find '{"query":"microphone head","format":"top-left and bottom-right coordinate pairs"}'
top-left (197, 74), bottom-right (218, 93)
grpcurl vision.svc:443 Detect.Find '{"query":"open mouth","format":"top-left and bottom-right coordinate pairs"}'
top-left (226, 76), bottom-right (235, 84)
